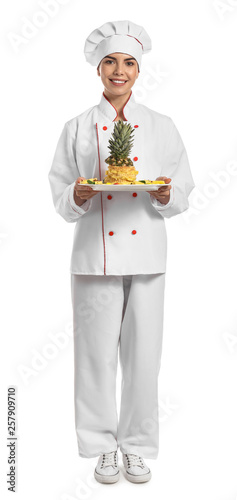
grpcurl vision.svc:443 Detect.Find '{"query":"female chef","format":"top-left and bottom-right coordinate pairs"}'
top-left (48, 20), bottom-right (195, 484)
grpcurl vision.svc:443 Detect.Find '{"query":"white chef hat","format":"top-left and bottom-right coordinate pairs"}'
top-left (84, 20), bottom-right (152, 72)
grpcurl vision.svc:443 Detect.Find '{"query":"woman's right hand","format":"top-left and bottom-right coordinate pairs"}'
top-left (74, 177), bottom-right (101, 206)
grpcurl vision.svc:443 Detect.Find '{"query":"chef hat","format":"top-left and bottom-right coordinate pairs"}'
top-left (84, 20), bottom-right (152, 71)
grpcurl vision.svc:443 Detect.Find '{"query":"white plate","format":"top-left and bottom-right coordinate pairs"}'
top-left (81, 183), bottom-right (170, 191)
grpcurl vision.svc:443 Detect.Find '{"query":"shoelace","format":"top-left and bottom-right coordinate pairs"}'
top-left (101, 451), bottom-right (117, 469)
top-left (125, 454), bottom-right (145, 469)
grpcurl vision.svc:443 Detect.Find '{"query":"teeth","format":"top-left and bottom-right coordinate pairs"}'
top-left (111, 80), bottom-right (126, 83)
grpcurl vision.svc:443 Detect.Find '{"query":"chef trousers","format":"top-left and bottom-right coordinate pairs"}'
top-left (71, 272), bottom-right (166, 459)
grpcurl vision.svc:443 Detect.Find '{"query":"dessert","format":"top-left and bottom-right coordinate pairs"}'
top-left (78, 120), bottom-right (166, 185)
top-left (79, 178), bottom-right (165, 185)
top-left (104, 120), bottom-right (138, 184)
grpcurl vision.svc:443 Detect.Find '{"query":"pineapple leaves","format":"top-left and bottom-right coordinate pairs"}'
top-left (106, 119), bottom-right (135, 163)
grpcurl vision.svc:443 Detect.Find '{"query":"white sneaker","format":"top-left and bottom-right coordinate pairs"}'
top-left (94, 450), bottom-right (120, 484)
top-left (122, 453), bottom-right (151, 483)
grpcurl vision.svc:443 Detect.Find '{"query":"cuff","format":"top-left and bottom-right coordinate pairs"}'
top-left (68, 182), bottom-right (92, 214)
top-left (149, 184), bottom-right (174, 210)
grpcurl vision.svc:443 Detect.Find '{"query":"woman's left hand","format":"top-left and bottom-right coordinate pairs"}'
top-left (146, 176), bottom-right (172, 205)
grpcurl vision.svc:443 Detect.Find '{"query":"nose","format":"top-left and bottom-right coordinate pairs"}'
top-left (113, 62), bottom-right (124, 75)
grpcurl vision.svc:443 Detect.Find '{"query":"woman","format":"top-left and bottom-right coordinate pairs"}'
top-left (48, 20), bottom-right (195, 484)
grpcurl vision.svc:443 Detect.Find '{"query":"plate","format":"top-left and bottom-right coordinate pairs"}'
top-left (80, 183), bottom-right (170, 191)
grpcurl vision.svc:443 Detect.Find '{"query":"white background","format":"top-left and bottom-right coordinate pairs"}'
top-left (1, 0), bottom-right (237, 498)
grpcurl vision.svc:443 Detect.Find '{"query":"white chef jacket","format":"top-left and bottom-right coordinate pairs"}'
top-left (48, 91), bottom-right (195, 275)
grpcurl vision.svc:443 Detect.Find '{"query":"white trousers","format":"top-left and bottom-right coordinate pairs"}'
top-left (71, 272), bottom-right (166, 459)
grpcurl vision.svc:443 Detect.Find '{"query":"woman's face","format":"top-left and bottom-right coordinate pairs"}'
top-left (97, 52), bottom-right (139, 96)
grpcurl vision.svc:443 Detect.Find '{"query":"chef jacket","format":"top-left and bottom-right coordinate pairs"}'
top-left (48, 91), bottom-right (195, 275)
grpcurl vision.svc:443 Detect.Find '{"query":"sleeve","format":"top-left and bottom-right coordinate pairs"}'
top-left (149, 118), bottom-right (195, 218)
top-left (48, 121), bottom-right (92, 223)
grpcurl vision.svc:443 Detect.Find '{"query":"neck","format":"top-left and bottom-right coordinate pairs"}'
top-left (103, 89), bottom-right (131, 118)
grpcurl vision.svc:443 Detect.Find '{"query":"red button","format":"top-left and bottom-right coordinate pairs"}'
top-left (109, 231), bottom-right (114, 236)
top-left (132, 192), bottom-right (137, 197)
top-left (134, 125), bottom-right (139, 128)
top-left (132, 230), bottom-right (137, 235)
top-left (107, 195), bottom-right (112, 200)
top-left (103, 126), bottom-right (107, 130)
top-left (133, 157), bottom-right (138, 161)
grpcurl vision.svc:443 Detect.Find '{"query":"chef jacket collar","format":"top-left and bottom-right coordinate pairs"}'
top-left (98, 90), bottom-right (137, 122)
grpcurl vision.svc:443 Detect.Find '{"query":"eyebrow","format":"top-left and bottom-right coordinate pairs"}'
top-left (104, 56), bottom-right (136, 61)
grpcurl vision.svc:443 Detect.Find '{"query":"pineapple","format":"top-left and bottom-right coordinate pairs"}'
top-left (104, 120), bottom-right (139, 184)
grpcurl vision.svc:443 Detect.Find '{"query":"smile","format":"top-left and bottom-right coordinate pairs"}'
top-left (109, 79), bottom-right (128, 86)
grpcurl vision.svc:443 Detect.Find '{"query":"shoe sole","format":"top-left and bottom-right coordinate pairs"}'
top-left (124, 470), bottom-right (151, 483)
top-left (94, 469), bottom-right (120, 484)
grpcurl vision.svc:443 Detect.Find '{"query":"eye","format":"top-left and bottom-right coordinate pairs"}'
top-left (126, 62), bottom-right (134, 66)
top-left (105, 60), bottom-right (113, 64)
